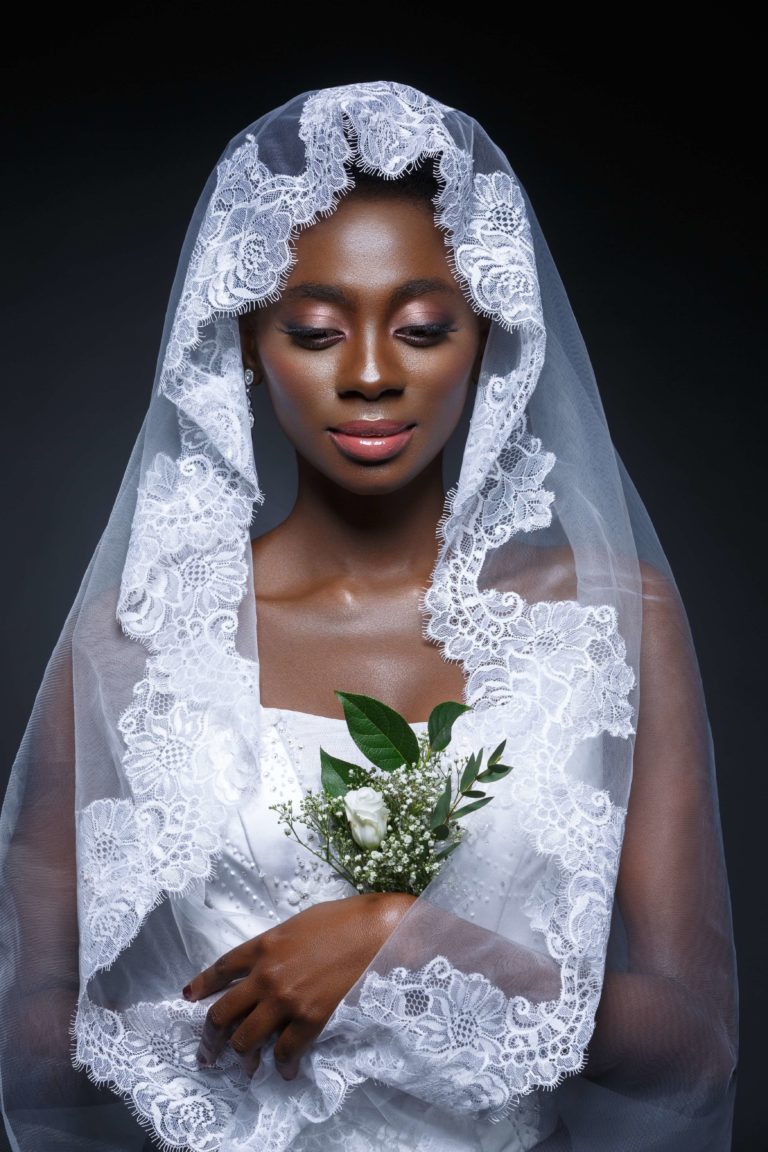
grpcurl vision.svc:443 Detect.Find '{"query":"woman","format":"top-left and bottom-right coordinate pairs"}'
top-left (0, 81), bottom-right (738, 1151)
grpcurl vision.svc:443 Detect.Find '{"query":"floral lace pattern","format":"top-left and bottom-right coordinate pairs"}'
top-left (72, 81), bottom-right (636, 1151)
top-left (74, 997), bottom-right (244, 1151)
top-left (331, 956), bottom-right (594, 1113)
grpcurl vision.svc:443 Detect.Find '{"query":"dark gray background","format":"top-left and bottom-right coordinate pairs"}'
top-left (2, 8), bottom-right (762, 1149)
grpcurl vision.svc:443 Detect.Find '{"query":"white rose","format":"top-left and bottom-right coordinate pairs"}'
top-left (343, 787), bottom-right (390, 850)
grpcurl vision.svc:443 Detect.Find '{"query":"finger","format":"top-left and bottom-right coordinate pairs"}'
top-left (183, 942), bottom-right (256, 1003)
top-left (273, 1020), bottom-right (317, 1081)
top-left (196, 978), bottom-right (262, 1067)
top-left (229, 1002), bottom-right (287, 1078)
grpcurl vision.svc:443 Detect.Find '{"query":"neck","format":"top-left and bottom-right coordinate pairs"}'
top-left (283, 454), bottom-right (447, 582)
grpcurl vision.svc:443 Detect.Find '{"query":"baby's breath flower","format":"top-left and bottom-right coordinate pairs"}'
top-left (269, 698), bottom-right (509, 896)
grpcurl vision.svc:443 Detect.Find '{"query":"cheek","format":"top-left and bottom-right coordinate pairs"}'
top-left (419, 348), bottom-right (477, 425)
top-left (259, 348), bottom-right (333, 425)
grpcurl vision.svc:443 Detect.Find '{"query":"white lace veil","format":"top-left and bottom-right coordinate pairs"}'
top-left (0, 81), bottom-right (738, 1151)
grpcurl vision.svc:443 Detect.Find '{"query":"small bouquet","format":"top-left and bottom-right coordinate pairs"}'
top-left (270, 692), bottom-right (514, 897)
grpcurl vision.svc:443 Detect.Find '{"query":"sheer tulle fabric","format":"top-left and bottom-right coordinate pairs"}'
top-left (0, 82), bottom-right (737, 1151)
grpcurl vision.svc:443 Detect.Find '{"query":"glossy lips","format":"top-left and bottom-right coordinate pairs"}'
top-left (328, 420), bottom-right (415, 463)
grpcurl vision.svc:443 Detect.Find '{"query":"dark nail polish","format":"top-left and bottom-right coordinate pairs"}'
top-left (182, 984), bottom-right (193, 1000)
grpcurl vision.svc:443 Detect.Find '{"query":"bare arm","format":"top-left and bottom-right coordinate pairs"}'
top-left (584, 566), bottom-right (738, 1101)
top-left (2, 623), bottom-right (113, 1111)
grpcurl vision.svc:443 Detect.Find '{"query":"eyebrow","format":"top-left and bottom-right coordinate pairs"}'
top-left (281, 277), bottom-right (457, 307)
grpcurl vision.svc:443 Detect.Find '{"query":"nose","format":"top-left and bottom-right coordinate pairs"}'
top-left (337, 326), bottom-right (404, 401)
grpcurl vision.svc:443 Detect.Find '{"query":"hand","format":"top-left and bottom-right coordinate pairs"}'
top-left (182, 891), bottom-right (415, 1080)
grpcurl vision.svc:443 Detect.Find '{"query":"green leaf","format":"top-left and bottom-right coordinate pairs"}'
top-left (488, 739), bottom-right (507, 767)
top-left (430, 777), bottom-right (453, 829)
top-left (463, 789), bottom-right (486, 799)
top-left (428, 700), bottom-right (471, 752)
top-left (434, 839), bottom-right (461, 860)
top-left (336, 691), bottom-right (420, 771)
top-left (451, 796), bottom-right (493, 820)
top-left (433, 824), bottom-right (451, 840)
top-left (459, 752), bottom-right (477, 793)
top-left (320, 747), bottom-right (357, 797)
top-left (476, 764), bottom-right (514, 783)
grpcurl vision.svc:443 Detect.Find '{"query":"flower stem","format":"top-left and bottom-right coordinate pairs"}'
top-left (282, 818), bottom-right (358, 889)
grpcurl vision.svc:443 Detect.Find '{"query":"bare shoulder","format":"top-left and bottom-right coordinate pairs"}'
top-left (480, 542), bottom-right (578, 602)
top-left (483, 546), bottom-right (688, 647)
top-left (636, 559), bottom-right (694, 661)
top-left (637, 558), bottom-right (678, 603)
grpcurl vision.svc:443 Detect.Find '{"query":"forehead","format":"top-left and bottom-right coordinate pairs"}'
top-left (284, 194), bottom-right (458, 294)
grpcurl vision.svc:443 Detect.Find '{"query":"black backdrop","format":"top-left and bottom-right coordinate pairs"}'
top-left (1, 9), bottom-right (763, 1150)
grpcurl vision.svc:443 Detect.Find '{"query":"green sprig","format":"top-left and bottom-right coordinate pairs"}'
top-left (269, 691), bottom-right (516, 897)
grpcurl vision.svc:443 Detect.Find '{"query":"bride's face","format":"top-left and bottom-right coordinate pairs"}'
top-left (239, 193), bottom-right (487, 496)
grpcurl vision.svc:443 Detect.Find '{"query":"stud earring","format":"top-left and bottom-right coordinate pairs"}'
top-left (244, 368), bottom-right (255, 428)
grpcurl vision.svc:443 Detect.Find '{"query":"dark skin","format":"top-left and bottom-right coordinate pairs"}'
top-left (181, 193), bottom-right (735, 1102)
top-left (184, 193), bottom-right (489, 1079)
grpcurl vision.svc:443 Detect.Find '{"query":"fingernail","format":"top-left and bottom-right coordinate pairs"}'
top-left (182, 984), bottom-right (193, 1000)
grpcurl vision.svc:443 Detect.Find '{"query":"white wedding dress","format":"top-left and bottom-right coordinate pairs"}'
top-left (167, 704), bottom-right (545, 1152)
top-left (0, 81), bottom-right (737, 1152)
top-left (173, 706), bottom-right (432, 970)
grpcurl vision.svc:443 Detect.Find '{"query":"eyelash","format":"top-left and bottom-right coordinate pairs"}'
top-left (279, 322), bottom-right (457, 349)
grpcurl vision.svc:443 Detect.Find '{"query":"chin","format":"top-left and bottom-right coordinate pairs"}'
top-left (302, 443), bottom-right (442, 497)
top-left (334, 469), bottom-right (419, 497)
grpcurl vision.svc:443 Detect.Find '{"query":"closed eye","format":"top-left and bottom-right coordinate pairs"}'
top-left (278, 321), bottom-right (458, 350)
top-left (279, 324), bottom-right (344, 349)
top-left (397, 322), bottom-right (458, 346)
